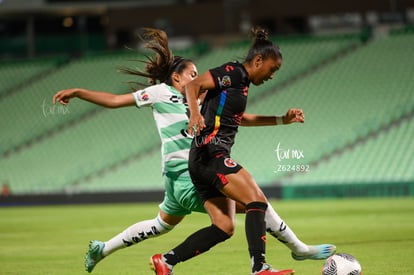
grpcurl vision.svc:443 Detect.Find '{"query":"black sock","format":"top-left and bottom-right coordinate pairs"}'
top-left (163, 224), bottom-right (230, 266)
top-left (245, 201), bottom-right (268, 272)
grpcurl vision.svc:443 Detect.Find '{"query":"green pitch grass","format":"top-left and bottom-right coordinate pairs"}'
top-left (1, 197), bottom-right (413, 274)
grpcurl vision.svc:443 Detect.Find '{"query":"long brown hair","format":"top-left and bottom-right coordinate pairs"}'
top-left (119, 28), bottom-right (193, 87)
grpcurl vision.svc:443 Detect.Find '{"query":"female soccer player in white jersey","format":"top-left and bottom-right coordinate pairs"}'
top-left (53, 28), bottom-right (335, 274)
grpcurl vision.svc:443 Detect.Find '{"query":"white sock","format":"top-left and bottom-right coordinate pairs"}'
top-left (102, 213), bottom-right (174, 256)
top-left (264, 202), bottom-right (309, 254)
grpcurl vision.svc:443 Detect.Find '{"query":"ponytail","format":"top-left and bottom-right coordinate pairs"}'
top-left (244, 27), bottom-right (282, 63)
top-left (119, 28), bottom-right (192, 88)
top-left (250, 27), bottom-right (269, 41)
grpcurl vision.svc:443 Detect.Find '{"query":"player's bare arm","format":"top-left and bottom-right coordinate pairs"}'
top-left (241, 108), bottom-right (305, 126)
top-left (185, 72), bottom-right (215, 135)
top-left (53, 88), bottom-right (135, 108)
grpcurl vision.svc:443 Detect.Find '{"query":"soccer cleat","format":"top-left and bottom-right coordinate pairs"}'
top-left (251, 263), bottom-right (295, 275)
top-left (291, 244), bottom-right (336, 261)
top-left (150, 254), bottom-right (174, 275)
top-left (85, 240), bottom-right (105, 273)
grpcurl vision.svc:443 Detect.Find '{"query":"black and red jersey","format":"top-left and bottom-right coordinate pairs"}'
top-left (194, 61), bottom-right (250, 153)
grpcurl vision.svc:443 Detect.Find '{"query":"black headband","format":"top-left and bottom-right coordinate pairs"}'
top-left (171, 56), bottom-right (185, 72)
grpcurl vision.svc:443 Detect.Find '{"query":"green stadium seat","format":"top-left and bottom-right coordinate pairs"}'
top-left (2, 31), bottom-right (413, 195)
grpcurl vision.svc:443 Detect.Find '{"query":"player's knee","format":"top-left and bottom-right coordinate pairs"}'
top-left (213, 220), bottom-right (235, 236)
top-left (211, 224), bottom-right (233, 242)
top-left (244, 188), bottom-right (267, 204)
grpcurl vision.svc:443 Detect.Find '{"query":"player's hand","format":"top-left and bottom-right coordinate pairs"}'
top-left (284, 108), bottom-right (305, 124)
top-left (188, 113), bottom-right (206, 136)
top-left (53, 89), bottom-right (78, 105)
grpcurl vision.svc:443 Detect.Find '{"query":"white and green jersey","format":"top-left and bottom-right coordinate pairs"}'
top-left (132, 83), bottom-right (191, 174)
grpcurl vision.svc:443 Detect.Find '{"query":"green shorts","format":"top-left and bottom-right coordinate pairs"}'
top-left (159, 170), bottom-right (206, 216)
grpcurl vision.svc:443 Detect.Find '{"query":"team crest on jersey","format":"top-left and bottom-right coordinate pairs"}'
top-left (224, 158), bottom-right (237, 168)
top-left (219, 75), bottom-right (231, 88)
top-left (139, 90), bottom-right (149, 101)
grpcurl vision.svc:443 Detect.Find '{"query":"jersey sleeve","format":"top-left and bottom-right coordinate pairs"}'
top-left (208, 62), bottom-right (244, 90)
top-left (132, 86), bottom-right (159, 108)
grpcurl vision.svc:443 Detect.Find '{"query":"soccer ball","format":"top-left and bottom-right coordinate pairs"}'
top-left (322, 253), bottom-right (362, 275)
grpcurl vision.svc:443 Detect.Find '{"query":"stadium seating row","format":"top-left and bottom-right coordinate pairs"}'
top-left (1, 30), bottom-right (413, 195)
top-left (285, 113), bottom-right (414, 184)
top-left (235, 30), bottom-right (414, 186)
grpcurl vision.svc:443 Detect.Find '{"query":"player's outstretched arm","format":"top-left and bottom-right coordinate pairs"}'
top-left (53, 88), bottom-right (135, 108)
top-left (241, 108), bottom-right (304, 126)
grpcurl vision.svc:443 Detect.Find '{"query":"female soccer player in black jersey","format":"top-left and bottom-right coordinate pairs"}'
top-left (150, 27), bottom-right (307, 275)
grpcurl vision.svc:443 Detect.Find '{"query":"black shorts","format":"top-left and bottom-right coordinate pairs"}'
top-left (188, 144), bottom-right (243, 202)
